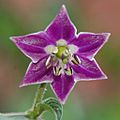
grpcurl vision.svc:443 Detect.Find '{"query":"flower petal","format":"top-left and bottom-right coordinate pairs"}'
top-left (46, 5), bottom-right (76, 42)
top-left (51, 74), bottom-right (75, 104)
top-left (71, 56), bottom-right (107, 81)
top-left (10, 32), bottom-right (53, 63)
top-left (70, 32), bottom-right (111, 59)
top-left (20, 56), bottom-right (53, 87)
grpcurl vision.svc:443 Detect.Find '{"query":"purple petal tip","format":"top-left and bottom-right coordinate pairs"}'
top-left (60, 4), bottom-right (67, 14)
top-left (10, 36), bottom-right (16, 43)
top-left (104, 32), bottom-right (111, 39)
top-left (61, 4), bottom-right (66, 10)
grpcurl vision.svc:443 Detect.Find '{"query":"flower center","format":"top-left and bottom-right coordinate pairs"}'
top-left (55, 46), bottom-right (70, 64)
top-left (45, 39), bottom-right (81, 76)
top-left (56, 46), bottom-right (67, 58)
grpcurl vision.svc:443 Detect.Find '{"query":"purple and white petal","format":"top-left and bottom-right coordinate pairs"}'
top-left (71, 56), bottom-right (107, 81)
top-left (70, 32), bottom-right (111, 59)
top-left (46, 5), bottom-right (76, 42)
top-left (51, 74), bottom-right (75, 104)
top-left (10, 32), bottom-right (53, 63)
top-left (20, 56), bottom-right (53, 87)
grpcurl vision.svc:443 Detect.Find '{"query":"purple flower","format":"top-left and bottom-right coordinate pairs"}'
top-left (10, 5), bottom-right (110, 104)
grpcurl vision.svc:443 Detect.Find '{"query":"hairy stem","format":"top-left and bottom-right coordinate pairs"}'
top-left (33, 83), bottom-right (48, 108)
top-left (26, 83), bottom-right (48, 119)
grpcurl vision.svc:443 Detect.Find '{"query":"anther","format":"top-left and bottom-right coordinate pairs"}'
top-left (53, 66), bottom-right (63, 76)
top-left (71, 54), bottom-right (81, 65)
top-left (65, 67), bottom-right (73, 76)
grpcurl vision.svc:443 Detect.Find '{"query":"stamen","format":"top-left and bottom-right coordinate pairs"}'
top-left (71, 54), bottom-right (81, 65)
top-left (45, 56), bottom-right (52, 69)
top-left (53, 66), bottom-right (63, 76)
top-left (53, 66), bottom-right (56, 75)
top-left (74, 55), bottom-right (81, 64)
top-left (65, 67), bottom-right (73, 76)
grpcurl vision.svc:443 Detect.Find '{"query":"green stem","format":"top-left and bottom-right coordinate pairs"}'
top-left (26, 83), bottom-right (48, 119)
top-left (33, 83), bottom-right (48, 108)
top-left (0, 112), bottom-right (26, 116)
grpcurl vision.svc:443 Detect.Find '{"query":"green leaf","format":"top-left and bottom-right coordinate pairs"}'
top-left (0, 113), bottom-right (29, 120)
top-left (43, 97), bottom-right (63, 120)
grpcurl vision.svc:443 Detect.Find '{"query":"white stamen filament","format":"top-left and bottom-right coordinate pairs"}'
top-left (75, 55), bottom-right (81, 64)
top-left (45, 56), bottom-right (51, 67)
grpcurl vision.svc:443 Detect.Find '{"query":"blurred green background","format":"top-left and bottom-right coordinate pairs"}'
top-left (0, 0), bottom-right (120, 120)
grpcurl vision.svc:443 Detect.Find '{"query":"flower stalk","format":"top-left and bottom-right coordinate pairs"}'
top-left (26, 83), bottom-right (48, 119)
top-left (33, 83), bottom-right (48, 108)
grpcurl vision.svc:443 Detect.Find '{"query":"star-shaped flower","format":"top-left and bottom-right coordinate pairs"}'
top-left (10, 5), bottom-right (111, 104)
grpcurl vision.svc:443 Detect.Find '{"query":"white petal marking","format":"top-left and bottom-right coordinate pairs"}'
top-left (44, 45), bottom-right (58, 54)
top-left (68, 44), bottom-right (79, 54)
top-left (56, 39), bottom-right (67, 46)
